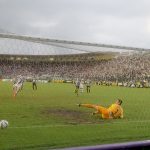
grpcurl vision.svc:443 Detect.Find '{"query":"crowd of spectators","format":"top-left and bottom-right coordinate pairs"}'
top-left (0, 53), bottom-right (150, 83)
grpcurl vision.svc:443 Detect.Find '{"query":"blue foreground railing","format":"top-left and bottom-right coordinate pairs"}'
top-left (56, 140), bottom-right (150, 150)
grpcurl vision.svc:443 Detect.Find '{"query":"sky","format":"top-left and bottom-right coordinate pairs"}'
top-left (0, 0), bottom-right (150, 50)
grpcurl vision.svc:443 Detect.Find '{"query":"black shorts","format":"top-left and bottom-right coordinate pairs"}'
top-left (76, 86), bottom-right (79, 89)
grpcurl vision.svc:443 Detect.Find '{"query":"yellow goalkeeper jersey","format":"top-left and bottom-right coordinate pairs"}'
top-left (108, 104), bottom-right (123, 118)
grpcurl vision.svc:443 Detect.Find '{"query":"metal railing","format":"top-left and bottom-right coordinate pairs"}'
top-left (56, 140), bottom-right (150, 150)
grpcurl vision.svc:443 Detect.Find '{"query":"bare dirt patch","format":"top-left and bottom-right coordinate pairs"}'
top-left (41, 107), bottom-right (104, 124)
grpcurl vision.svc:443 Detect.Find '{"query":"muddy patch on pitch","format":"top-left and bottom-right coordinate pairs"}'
top-left (41, 107), bottom-right (104, 124)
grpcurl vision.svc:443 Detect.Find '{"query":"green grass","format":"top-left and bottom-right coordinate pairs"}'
top-left (0, 82), bottom-right (150, 150)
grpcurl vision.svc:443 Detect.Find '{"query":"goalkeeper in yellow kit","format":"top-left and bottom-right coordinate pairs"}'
top-left (78, 99), bottom-right (123, 119)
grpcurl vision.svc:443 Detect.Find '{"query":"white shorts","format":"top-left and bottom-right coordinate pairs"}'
top-left (80, 84), bottom-right (84, 89)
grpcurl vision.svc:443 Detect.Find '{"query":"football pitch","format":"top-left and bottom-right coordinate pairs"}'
top-left (0, 82), bottom-right (150, 150)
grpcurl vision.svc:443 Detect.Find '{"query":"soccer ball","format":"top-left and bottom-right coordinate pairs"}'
top-left (0, 120), bottom-right (9, 129)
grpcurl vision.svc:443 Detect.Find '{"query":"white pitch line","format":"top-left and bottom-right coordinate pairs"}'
top-left (8, 119), bottom-right (150, 129)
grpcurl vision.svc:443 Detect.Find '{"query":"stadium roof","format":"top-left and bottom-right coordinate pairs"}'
top-left (0, 31), bottom-right (149, 56)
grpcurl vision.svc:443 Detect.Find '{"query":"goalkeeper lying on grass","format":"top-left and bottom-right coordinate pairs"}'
top-left (78, 99), bottom-right (123, 119)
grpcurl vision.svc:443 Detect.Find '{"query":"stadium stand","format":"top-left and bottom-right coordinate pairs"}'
top-left (1, 52), bottom-right (150, 87)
